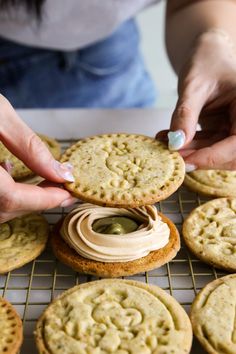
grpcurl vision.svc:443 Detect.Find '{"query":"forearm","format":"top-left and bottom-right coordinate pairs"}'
top-left (166, 0), bottom-right (236, 74)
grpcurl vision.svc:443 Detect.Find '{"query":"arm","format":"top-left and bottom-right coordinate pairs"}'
top-left (166, 0), bottom-right (236, 73)
top-left (157, 0), bottom-right (236, 170)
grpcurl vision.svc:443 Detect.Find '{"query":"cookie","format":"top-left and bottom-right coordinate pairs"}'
top-left (51, 205), bottom-right (180, 277)
top-left (0, 213), bottom-right (49, 274)
top-left (190, 274), bottom-right (236, 354)
top-left (0, 297), bottom-right (23, 354)
top-left (0, 133), bottom-right (61, 180)
top-left (35, 279), bottom-right (192, 354)
top-left (182, 198), bottom-right (236, 272)
top-left (60, 134), bottom-right (185, 207)
top-left (184, 169), bottom-right (236, 197)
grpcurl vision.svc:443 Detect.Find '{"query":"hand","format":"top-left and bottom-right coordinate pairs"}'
top-left (156, 29), bottom-right (236, 171)
top-left (0, 95), bottom-right (76, 222)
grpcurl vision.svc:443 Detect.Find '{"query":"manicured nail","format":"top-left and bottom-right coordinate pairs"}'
top-left (185, 163), bottom-right (196, 173)
top-left (0, 160), bottom-right (13, 174)
top-left (60, 197), bottom-right (78, 208)
top-left (168, 130), bottom-right (185, 151)
top-left (53, 161), bottom-right (75, 182)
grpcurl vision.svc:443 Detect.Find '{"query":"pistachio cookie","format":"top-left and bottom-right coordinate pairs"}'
top-left (0, 297), bottom-right (23, 354)
top-left (60, 134), bottom-right (185, 207)
top-left (183, 198), bottom-right (236, 271)
top-left (184, 169), bottom-right (236, 197)
top-left (0, 214), bottom-right (49, 274)
top-left (191, 274), bottom-right (236, 354)
top-left (35, 279), bottom-right (192, 354)
top-left (0, 133), bottom-right (61, 180)
top-left (51, 203), bottom-right (180, 277)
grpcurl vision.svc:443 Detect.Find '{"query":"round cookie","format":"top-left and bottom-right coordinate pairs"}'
top-left (190, 274), bottom-right (236, 354)
top-left (35, 279), bottom-right (192, 354)
top-left (60, 134), bottom-right (185, 207)
top-left (51, 211), bottom-right (180, 277)
top-left (0, 297), bottom-right (23, 354)
top-left (182, 198), bottom-right (236, 272)
top-left (0, 214), bottom-right (49, 274)
top-left (0, 133), bottom-right (61, 180)
top-left (184, 169), bottom-right (236, 197)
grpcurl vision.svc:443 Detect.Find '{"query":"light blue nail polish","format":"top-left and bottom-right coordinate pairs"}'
top-left (168, 130), bottom-right (185, 151)
top-left (185, 163), bottom-right (196, 173)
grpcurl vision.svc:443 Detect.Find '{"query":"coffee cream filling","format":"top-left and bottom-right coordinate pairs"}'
top-left (60, 203), bottom-right (170, 262)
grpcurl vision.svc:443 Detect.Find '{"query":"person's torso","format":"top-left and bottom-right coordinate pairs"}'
top-left (0, 0), bottom-right (158, 50)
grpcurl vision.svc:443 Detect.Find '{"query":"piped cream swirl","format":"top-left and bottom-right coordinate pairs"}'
top-left (60, 203), bottom-right (170, 262)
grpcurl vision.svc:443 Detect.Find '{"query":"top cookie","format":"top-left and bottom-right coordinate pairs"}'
top-left (61, 134), bottom-right (185, 207)
top-left (184, 169), bottom-right (236, 197)
top-left (0, 134), bottom-right (61, 180)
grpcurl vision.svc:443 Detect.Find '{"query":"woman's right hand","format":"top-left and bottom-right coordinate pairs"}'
top-left (0, 95), bottom-right (76, 223)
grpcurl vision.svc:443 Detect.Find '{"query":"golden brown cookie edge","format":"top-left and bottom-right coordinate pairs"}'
top-left (0, 297), bottom-right (23, 354)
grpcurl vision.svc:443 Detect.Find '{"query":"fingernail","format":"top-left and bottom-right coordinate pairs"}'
top-left (185, 163), bottom-right (196, 172)
top-left (168, 130), bottom-right (185, 151)
top-left (53, 161), bottom-right (75, 182)
top-left (0, 159), bottom-right (13, 174)
top-left (60, 197), bottom-right (78, 208)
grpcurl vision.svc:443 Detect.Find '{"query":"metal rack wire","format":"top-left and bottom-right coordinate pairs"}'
top-left (0, 139), bottom-right (227, 354)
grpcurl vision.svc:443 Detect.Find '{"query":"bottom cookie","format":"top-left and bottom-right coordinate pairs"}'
top-left (0, 297), bottom-right (23, 354)
top-left (51, 211), bottom-right (180, 277)
top-left (191, 274), bottom-right (236, 354)
top-left (35, 279), bottom-right (192, 354)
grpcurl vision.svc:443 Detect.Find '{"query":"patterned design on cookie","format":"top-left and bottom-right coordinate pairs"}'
top-left (61, 134), bottom-right (185, 207)
top-left (0, 214), bottom-right (49, 274)
top-left (191, 274), bottom-right (236, 354)
top-left (0, 297), bottom-right (23, 354)
top-left (183, 198), bottom-right (236, 271)
top-left (184, 170), bottom-right (236, 197)
top-left (35, 279), bottom-right (192, 354)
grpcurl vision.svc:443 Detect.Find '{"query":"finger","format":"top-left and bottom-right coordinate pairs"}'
top-left (0, 167), bottom-right (77, 214)
top-left (184, 135), bottom-right (236, 170)
top-left (0, 95), bottom-right (74, 183)
top-left (180, 131), bottom-right (227, 150)
top-left (169, 79), bottom-right (213, 150)
top-left (155, 130), bottom-right (168, 141)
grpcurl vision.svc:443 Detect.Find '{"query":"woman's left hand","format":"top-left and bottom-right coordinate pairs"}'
top-left (156, 29), bottom-right (236, 171)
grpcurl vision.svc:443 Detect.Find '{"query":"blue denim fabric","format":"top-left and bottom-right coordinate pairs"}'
top-left (0, 20), bottom-right (157, 108)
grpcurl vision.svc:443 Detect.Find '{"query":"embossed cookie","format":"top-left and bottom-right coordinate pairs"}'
top-left (0, 134), bottom-right (61, 180)
top-left (183, 198), bottom-right (236, 271)
top-left (51, 204), bottom-right (180, 277)
top-left (184, 169), bottom-right (236, 197)
top-left (0, 297), bottom-right (23, 354)
top-left (0, 214), bottom-right (49, 274)
top-left (35, 279), bottom-right (192, 354)
top-left (191, 274), bottom-right (236, 354)
top-left (60, 134), bottom-right (185, 207)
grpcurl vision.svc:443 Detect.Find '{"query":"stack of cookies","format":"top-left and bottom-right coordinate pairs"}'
top-left (51, 133), bottom-right (186, 277)
top-left (36, 133), bottom-right (194, 353)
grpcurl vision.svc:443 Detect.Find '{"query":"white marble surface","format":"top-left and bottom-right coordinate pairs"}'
top-left (18, 108), bottom-right (172, 138)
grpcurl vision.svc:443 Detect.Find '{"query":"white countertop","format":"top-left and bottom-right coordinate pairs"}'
top-left (18, 108), bottom-right (172, 138)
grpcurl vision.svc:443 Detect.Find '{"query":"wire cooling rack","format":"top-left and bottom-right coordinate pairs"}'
top-left (0, 139), bottom-right (228, 354)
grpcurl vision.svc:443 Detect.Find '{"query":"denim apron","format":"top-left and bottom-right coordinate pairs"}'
top-left (0, 19), bottom-right (156, 108)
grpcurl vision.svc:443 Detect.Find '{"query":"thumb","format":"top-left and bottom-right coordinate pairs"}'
top-left (168, 82), bottom-right (208, 151)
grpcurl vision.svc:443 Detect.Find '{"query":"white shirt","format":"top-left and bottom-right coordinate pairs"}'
top-left (0, 0), bottom-right (157, 50)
